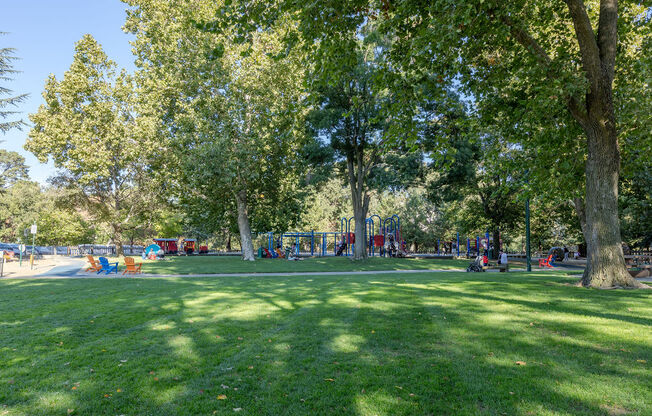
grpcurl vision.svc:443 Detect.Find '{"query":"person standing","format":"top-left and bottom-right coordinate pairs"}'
top-left (500, 250), bottom-right (508, 265)
top-left (563, 246), bottom-right (569, 262)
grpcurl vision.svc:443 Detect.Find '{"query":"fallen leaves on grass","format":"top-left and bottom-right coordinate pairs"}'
top-left (636, 359), bottom-right (646, 363)
top-left (233, 408), bottom-right (242, 412)
top-left (600, 403), bottom-right (632, 415)
top-left (67, 409), bottom-right (74, 414)
top-left (324, 378), bottom-right (334, 382)
top-left (515, 361), bottom-right (527, 366)
top-left (217, 394), bottom-right (227, 400)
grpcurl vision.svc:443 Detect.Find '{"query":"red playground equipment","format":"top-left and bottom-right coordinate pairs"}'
top-left (153, 238), bottom-right (197, 255)
top-left (153, 238), bottom-right (178, 254)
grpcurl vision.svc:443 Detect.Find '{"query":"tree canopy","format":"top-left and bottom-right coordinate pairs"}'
top-left (25, 34), bottom-right (156, 255)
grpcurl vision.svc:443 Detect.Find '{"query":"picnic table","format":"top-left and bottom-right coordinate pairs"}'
top-left (626, 256), bottom-right (652, 277)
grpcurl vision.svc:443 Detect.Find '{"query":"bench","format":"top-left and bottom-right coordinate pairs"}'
top-left (483, 263), bottom-right (510, 272)
top-left (628, 264), bottom-right (652, 278)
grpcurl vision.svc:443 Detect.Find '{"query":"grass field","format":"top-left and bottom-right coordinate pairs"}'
top-left (137, 255), bottom-right (471, 275)
top-left (1, 271), bottom-right (650, 415)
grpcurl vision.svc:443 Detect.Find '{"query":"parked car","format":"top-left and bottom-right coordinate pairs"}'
top-left (0, 243), bottom-right (16, 255)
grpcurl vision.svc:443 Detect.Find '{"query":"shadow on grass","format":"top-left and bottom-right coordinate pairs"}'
top-left (0, 272), bottom-right (650, 415)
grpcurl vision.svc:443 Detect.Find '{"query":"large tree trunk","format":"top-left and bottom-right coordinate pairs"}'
top-left (580, 125), bottom-right (643, 287)
top-left (561, 0), bottom-right (647, 288)
top-left (235, 190), bottom-right (255, 261)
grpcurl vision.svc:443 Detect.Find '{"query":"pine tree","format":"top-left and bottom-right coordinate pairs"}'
top-left (0, 32), bottom-right (28, 133)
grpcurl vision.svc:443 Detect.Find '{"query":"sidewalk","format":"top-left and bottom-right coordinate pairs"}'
top-left (0, 256), bottom-right (85, 278)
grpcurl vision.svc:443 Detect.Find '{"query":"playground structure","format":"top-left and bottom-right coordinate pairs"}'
top-left (258, 218), bottom-right (504, 259)
top-left (259, 215), bottom-right (403, 257)
top-left (432, 231), bottom-right (500, 258)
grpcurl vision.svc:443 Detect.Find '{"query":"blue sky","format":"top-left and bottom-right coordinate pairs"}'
top-left (1, 0), bottom-right (136, 184)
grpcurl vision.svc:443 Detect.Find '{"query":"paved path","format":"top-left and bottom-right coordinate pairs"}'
top-left (35, 260), bottom-right (86, 277)
top-left (2, 266), bottom-right (585, 279)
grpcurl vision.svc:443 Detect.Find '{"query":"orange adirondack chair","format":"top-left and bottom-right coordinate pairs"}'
top-left (123, 257), bottom-right (142, 275)
top-left (86, 255), bottom-right (102, 272)
top-left (539, 254), bottom-right (554, 268)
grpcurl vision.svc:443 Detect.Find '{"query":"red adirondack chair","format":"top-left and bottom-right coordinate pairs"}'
top-left (539, 254), bottom-right (554, 268)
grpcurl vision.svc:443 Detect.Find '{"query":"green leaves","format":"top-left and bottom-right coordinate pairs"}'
top-left (24, 34), bottom-right (157, 251)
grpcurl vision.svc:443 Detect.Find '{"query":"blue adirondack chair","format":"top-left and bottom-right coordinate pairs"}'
top-left (98, 257), bottom-right (119, 274)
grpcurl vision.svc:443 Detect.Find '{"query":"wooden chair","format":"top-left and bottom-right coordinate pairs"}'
top-left (86, 255), bottom-right (102, 272)
top-left (97, 257), bottom-right (119, 274)
top-left (123, 257), bottom-right (142, 275)
top-left (539, 254), bottom-right (554, 268)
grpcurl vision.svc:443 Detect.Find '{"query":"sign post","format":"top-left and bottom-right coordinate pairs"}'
top-left (30, 224), bottom-right (37, 270)
top-left (19, 244), bottom-right (25, 267)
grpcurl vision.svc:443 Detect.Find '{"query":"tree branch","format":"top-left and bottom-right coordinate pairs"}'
top-left (500, 15), bottom-right (552, 67)
top-left (564, 0), bottom-right (602, 90)
top-left (500, 11), bottom-right (590, 125)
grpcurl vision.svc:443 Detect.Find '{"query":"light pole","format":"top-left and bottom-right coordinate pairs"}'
top-left (525, 198), bottom-right (531, 272)
top-left (30, 224), bottom-right (37, 270)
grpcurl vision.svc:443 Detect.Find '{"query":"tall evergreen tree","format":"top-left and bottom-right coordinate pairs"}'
top-left (0, 32), bottom-right (28, 133)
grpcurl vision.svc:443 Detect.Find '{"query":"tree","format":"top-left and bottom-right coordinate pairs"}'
top-left (308, 52), bottom-right (387, 259)
top-left (0, 180), bottom-right (43, 242)
top-left (36, 208), bottom-right (95, 246)
top-left (221, 1), bottom-right (650, 285)
top-left (0, 146), bottom-right (29, 189)
top-left (25, 35), bottom-right (155, 255)
top-left (384, 1), bottom-right (650, 287)
top-left (124, 0), bottom-right (310, 260)
top-left (1, 33), bottom-right (28, 133)
top-left (427, 132), bottom-right (524, 258)
top-left (0, 180), bottom-right (96, 246)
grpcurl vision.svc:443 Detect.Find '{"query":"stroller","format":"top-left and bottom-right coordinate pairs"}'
top-left (336, 242), bottom-right (347, 256)
top-left (466, 255), bottom-right (485, 272)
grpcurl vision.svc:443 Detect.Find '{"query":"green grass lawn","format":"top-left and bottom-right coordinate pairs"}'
top-left (137, 255), bottom-right (470, 275)
top-left (1, 272), bottom-right (650, 415)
